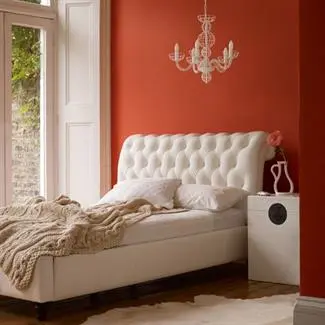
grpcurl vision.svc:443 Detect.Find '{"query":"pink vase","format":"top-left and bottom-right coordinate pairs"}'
top-left (271, 161), bottom-right (294, 195)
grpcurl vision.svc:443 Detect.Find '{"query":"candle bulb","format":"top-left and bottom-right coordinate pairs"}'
top-left (223, 47), bottom-right (228, 63)
top-left (174, 43), bottom-right (179, 60)
top-left (229, 40), bottom-right (233, 58)
top-left (191, 48), bottom-right (196, 63)
top-left (194, 40), bottom-right (200, 57)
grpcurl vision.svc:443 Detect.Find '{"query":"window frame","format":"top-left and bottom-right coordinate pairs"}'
top-left (0, 0), bottom-right (56, 20)
top-left (0, 1), bottom-right (56, 205)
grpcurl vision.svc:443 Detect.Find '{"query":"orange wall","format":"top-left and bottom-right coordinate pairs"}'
top-left (299, 0), bottom-right (325, 298)
top-left (111, 0), bottom-right (300, 189)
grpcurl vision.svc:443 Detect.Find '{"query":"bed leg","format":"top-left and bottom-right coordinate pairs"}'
top-left (35, 302), bottom-right (49, 321)
top-left (129, 285), bottom-right (139, 300)
top-left (90, 293), bottom-right (100, 308)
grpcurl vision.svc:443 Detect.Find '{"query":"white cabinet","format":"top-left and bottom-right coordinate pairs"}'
top-left (247, 195), bottom-right (300, 285)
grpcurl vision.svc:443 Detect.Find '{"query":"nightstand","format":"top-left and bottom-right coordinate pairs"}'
top-left (247, 194), bottom-right (300, 285)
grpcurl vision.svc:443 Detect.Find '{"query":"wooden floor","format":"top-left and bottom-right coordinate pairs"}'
top-left (0, 263), bottom-right (298, 325)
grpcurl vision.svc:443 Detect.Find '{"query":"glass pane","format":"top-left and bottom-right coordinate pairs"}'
top-left (11, 25), bottom-right (43, 203)
top-left (17, 0), bottom-right (51, 6)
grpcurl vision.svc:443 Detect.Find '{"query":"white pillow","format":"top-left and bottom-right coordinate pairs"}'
top-left (175, 184), bottom-right (248, 212)
top-left (96, 178), bottom-right (181, 209)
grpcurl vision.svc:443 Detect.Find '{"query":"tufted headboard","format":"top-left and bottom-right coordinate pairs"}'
top-left (117, 131), bottom-right (274, 194)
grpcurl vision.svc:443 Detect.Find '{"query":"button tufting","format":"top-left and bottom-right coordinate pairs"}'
top-left (118, 132), bottom-right (274, 193)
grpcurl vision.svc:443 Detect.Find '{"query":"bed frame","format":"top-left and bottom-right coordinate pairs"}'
top-left (0, 131), bottom-right (274, 319)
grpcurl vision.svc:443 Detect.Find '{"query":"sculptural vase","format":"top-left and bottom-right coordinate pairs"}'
top-left (271, 161), bottom-right (294, 195)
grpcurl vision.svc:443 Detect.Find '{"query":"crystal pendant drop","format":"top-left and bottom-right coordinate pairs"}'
top-left (201, 72), bottom-right (212, 84)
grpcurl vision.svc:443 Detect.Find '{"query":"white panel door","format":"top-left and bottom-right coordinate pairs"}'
top-left (57, 0), bottom-right (100, 207)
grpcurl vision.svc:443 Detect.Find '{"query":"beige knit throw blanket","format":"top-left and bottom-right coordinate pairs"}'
top-left (0, 195), bottom-right (172, 290)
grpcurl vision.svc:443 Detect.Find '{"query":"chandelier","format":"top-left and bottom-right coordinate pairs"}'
top-left (169, 0), bottom-right (239, 84)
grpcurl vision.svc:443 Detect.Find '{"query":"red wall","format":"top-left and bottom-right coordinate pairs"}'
top-left (111, 0), bottom-right (300, 189)
top-left (299, 0), bottom-right (325, 298)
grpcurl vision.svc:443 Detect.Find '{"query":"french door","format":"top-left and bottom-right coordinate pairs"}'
top-left (0, 11), bottom-right (55, 205)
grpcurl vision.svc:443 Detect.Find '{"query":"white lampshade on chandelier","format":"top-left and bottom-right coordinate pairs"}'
top-left (169, 0), bottom-right (239, 84)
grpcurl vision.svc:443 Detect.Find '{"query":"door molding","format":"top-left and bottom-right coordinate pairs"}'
top-left (0, 12), bottom-right (5, 205)
top-left (100, 0), bottom-right (111, 195)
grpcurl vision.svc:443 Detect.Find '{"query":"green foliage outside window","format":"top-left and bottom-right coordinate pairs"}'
top-left (12, 0), bottom-right (42, 129)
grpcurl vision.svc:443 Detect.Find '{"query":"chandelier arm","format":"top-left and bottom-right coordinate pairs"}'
top-left (210, 58), bottom-right (227, 73)
top-left (192, 64), bottom-right (200, 74)
top-left (175, 61), bottom-right (194, 72)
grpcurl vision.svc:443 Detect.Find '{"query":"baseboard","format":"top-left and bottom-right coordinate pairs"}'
top-left (294, 295), bottom-right (325, 325)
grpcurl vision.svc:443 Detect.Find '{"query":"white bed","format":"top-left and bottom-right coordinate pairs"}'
top-left (0, 131), bottom-right (274, 318)
top-left (122, 208), bottom-right (246, 246)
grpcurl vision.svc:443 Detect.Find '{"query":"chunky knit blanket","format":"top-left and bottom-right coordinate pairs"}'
top-left (0, 195), bottom-right (171, 290)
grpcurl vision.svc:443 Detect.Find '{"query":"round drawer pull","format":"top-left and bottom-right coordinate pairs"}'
top-left (268, 203), bottom-right (287, 225)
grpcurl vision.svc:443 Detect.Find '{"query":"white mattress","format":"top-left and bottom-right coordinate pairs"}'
top-left (121, 208), bottom-right (246, 246)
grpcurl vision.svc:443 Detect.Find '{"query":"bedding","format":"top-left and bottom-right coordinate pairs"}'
top-left (121, 208), bottom-right (246, 246)
top-left (0, 195), bottom-right (182, 290)
top-left (97, 178), bottom-right (181, 209)
top-left (175, 184), bottom-right (248, 211)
